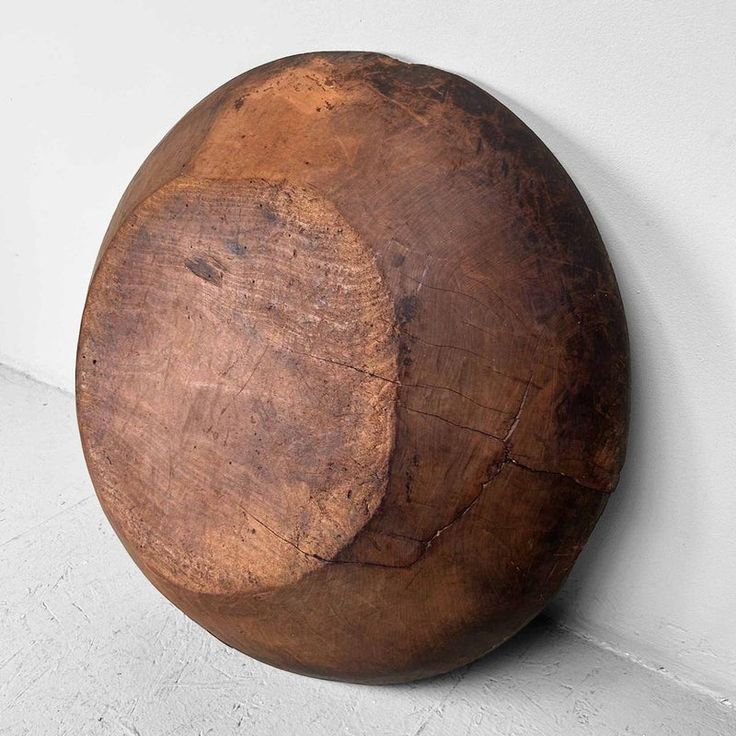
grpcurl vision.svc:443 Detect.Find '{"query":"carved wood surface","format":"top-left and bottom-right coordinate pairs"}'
top-left (76, 52), bottom-right (629, 683)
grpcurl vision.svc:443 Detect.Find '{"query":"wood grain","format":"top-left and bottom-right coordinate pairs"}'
top-left (76, 52), bottom-right (629, 684)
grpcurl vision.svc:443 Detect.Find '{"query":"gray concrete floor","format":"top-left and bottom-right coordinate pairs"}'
top-left (1, 365), bottom-right (734, 735)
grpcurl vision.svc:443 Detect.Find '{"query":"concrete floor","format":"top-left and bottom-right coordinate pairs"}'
top-left (1, 364), bottom-right (734, 735)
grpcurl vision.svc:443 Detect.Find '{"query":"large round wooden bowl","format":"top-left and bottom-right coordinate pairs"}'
top-left (76, 52), bottom-right (629, 684)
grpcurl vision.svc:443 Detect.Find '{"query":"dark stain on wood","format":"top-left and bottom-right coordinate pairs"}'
top-left (227, 241), bottom-right (247, 256)
top-left (397, 294), bottom-right (419, 325)
top-left (184, 256), bottom-right (223, 286)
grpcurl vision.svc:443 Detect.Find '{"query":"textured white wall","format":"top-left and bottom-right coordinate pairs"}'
top-left (2, 0), bottom-right (735, 698)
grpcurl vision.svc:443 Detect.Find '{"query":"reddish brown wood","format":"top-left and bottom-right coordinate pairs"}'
top-left (76, 52), bottom-right (629, 684)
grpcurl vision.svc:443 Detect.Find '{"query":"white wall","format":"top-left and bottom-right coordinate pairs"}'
top-left (2, 0), bottom-right (735, 698)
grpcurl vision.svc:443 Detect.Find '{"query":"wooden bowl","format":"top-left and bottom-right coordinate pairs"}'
top-left (76, 52), bottom-right (629, 684)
